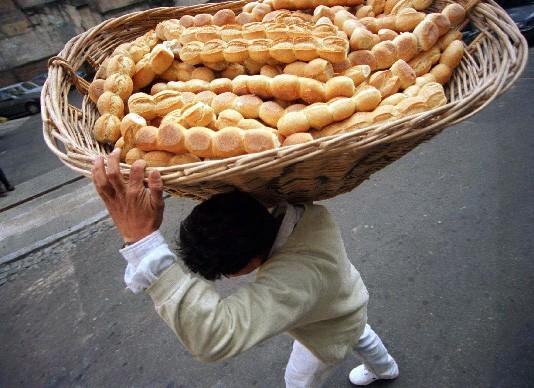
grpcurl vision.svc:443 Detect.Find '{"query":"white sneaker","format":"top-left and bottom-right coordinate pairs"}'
top-left (348, 360), bottom-right (399, 386)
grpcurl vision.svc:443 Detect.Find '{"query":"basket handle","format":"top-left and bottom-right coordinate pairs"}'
top-left (48, 56), bottom-right (90, 95)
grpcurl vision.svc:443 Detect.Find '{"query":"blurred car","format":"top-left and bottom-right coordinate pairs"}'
top-left (0, 82), bottom-right (42, 118)
top-left (32, 70), bottom-right (87, 87)
top-left (503, 1), bottom-right (534, 44)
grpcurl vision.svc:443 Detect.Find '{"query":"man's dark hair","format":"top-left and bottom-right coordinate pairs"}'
top-left (178, 191), bottom-right (278, 280)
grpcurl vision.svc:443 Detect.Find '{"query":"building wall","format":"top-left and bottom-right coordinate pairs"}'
top-left (0, 0), bottom-right (182, 86)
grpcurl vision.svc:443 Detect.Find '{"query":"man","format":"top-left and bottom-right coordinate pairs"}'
top-left (92, 149), bottom-right (399, 387)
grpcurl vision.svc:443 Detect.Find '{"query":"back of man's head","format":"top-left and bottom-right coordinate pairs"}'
top-left (178, 191), bottom-right (278, 280)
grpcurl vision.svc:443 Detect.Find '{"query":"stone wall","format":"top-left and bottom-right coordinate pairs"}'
top-left (0, 0), bottom-right (182, 86)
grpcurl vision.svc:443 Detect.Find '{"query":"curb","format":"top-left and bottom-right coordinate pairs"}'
top-left (0, 210), bottom-right (109, 266)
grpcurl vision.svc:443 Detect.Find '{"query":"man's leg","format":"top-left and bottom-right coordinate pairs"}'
top-left (349, 324), bottom-right (399, 386)
top-left (285, 340), bottom-right (334, 388)
top-left (0, 168), bottom-right (14, 191)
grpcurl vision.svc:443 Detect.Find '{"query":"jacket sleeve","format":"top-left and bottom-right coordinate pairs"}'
top-left (146, 245), bottom-right (323, 363)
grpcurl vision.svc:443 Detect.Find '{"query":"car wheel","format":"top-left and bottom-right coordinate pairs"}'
top-left (26, 102), bottom-right (40, 115)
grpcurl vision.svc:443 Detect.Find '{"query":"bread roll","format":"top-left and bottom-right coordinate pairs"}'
top-left (246, 75), bottom-right (273, 98)
top-left (213, 127), bottom-right (245, 157)
top-left (271, 74), bottom-right (300, 101)
top-left (348, 50), bottom-right (378, 71)
top-left (158, 122), bottom-right (187, 153)
top-left (437, 30), bottom-right (462, 51)
top-left (151, 90), bottom-right (182, 116)
top-left (329, 97), bottom-right (357, 121)
top-left (191, 67), bottom-right (216, 82)
top-left (261, 64), bottom-right (282, 77)
top-left (133, 56), bottom-right (156, 90)
top-left (94, 114), bottom-right (121, 144)
top-left (194, 14), bottom-right (213, 27)
top-left (196, 90), bottom-right (217, 106)
top-left (89, 79), bottom-right (106, 104)
top-left (304, 104), bottom-right (334, 130)
top-left (396, 96), bottom-right (428, 115)
top-left (299, 78), bottom-right (326, 104)
top-left (430, 63), bottom-right (453, 84)
top-left (238, 118), bottom-right (267, 129)
top-left (426, 13), bottom-right (451, 36)
top-left (134, 126), bottom-right (159, 151)
top-left (369, 70), bottom-right (401, 98)
top-left (182, 102), bottom-right (216, 127)
top-left (418, 82), bottom-right (447, 108)
top-left (211, 92), bottom-right (238, 114)
top-left (390, 59), bottom-right (416, 89)
top-left (354, 86), bottom-right (382, 111)
top-left (259, 101), bottom-right (285, 128)
top-left (277, 111), bottom-right (310, 136)
top-left (369, 104), bottom-right (398, 123)
top-left (185, 127), bottom-right (214, 157)
top-left (395, 8), bottom-right (425, 32)
top-left (413, 19), bottom-right (440, 51)
top-left (234, 95), bottom-right (262, 118)
top-left (378, 28), bottom-right (398, 42)
top-left (128, 93), bottom-right (156, 120)
top-left (97, 91), bottom-right (124, 117)
top-left (125, 148), bottom-right (146, 165)
top-left (282, 132), bottom-right (313, 147)
top-left (372, 40), bottom-right (397, 69)
top-left (442, 3), bottom-right (466, 26)
top-left (215, 109), bottom-right (244, 130)
top-left (168, 153), bottom-right (201, 165)
top-left (408, 47), bottom-right (440, 76)
top-left (439, 40), bottom-right (464, 69)
top-left (236, 12), bottom-right (256, 25)
top-left (393, 32), bottom-right (418, 62)
top-left (120, 113), bottom-right (147, 138)
top-left (325, 77), bottom-right (355, 100)
top-left (213, 9), bottom-right (236, 26)
top-left (149, 44), bottom-right (175, 75)
top-left (243, 129), bottom-right (280, 153)
top-left (221, 63), bottom-right (246, 79)
top-left (379, 92), bottom-right (406, 106)
top-left (144, 150), bottom-right (173, 167)
top-left (106, 55), bottom-right (136, 77)
top-left (350, 28), bottom-right (378, 51)
top-left (343, 65), bottom-right (371, 85)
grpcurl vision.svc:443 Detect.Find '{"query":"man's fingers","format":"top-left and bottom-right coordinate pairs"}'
top-left (148, 170), bottom-right (164, 207)
top-left (106, 149), bottom-right (125, 195)
top-left (92, 156), bottom-right (114, 199)
top-left (128, 159), bottom-right (147, 193)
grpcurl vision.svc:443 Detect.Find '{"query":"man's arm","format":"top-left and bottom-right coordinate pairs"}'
top-left (146, 249), bottom-right (322, 363)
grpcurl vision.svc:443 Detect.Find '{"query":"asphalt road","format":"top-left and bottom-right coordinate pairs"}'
top-left (0, 114), bottom-right (63, 186)
top-left (0, 53), bottom-right (532, 387)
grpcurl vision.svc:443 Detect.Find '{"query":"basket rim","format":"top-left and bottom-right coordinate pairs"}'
top-left (42, 0), bottom-right (529, 187)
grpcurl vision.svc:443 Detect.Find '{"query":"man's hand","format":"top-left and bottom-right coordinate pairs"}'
top-left (92, 149), bottom-right (164, 244)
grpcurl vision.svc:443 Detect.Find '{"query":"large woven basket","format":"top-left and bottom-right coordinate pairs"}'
top-left (42, 0), bottom-right (528, 206)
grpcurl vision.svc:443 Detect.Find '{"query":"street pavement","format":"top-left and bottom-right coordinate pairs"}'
top-left (0, 51), bottom-right (533, 387)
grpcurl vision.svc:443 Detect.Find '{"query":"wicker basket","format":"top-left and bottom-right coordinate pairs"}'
top-left (42, 0), bottom-right (528, 206)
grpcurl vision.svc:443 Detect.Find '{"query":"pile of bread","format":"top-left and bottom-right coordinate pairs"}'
top-left (89, 0), bottom-right (467, 167)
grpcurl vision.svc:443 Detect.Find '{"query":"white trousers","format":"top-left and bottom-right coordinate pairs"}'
top-left (284, 324), bottom-right (396, 388)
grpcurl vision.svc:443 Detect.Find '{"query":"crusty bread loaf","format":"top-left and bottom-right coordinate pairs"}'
top-left (94, 114), bottom-right (121, 144)
top-left (125, 148), bottom-right (146, 165)
top-left (89, 79), bottom-right (106, 104)
top-left (120, 113), bottom-right (147, 138)
top-left (128, 93), bottom-right (156, 120)
top-left (144, 150), bottom-right (174, 167)
top-left (97, 91), bottom-right (124, 117)
top-left (213, 127), bottom-right (246, 157)
top-left (282, 132), bottom-right (314, 147)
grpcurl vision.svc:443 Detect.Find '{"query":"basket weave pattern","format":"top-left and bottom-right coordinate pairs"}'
top-left (42, 0), bottom-right (528, 205)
